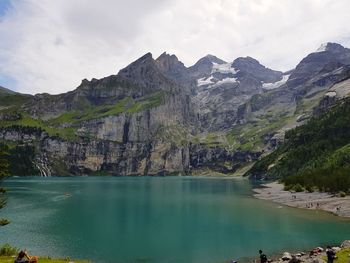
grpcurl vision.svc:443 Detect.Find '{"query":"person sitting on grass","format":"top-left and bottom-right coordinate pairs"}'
top-left (15, 250), bottom-right (38, 263)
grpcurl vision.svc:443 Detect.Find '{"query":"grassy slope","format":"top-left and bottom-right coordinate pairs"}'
top-left (247, 97), bottom-right (350, 192)
top-left (225, 81), bottom-right (333, 153)
top-left (0, 91), bottom-right (165, 140)
top-left (0, 86), bottom-right (16, 95)
top-left (334, 248), bottom-right (350, 263)
top-left (226, 91), bottom-right (296, 152)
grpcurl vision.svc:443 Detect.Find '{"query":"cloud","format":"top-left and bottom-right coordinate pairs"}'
top-left (1, 0), bottom-right (350, 94)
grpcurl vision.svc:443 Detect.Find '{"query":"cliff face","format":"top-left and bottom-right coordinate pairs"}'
top-left (0, 53), bottom-right (198, 176)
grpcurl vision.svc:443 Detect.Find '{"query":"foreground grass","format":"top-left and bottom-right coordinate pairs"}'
top-left (0, 256), bottom-right (89, 263)
top-left (335, 248), bottom-right (350, 263)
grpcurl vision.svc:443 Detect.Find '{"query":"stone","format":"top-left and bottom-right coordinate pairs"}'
top-left (282, 252), bottom-right (292, 261)
top-left (341, 240), bottom-right (350, 248)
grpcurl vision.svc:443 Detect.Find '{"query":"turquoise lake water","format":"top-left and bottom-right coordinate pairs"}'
top-left (1, 177), bottom-right (350, 263)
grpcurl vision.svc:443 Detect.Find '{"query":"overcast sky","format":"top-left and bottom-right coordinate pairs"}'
top-left (1, 0), bottom-right (350, 94)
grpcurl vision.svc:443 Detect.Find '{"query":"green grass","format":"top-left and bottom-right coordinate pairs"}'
top-left (0, 256), bottom-right (89, 263)
top-left (0, 114), bottom-right (78, 140)
top-left (335, 248), bottom-right (350, 263)
top-left (48, 91), bottom-right (165, 125)
top-left (322, 248), bottom-right (350, 263)
top-left (190, 132), bottom-right (228, 148)
top-left (0, 94), bottom-right (31, 108)
top-left (227, 114), bottom-right (292, 152)
top-left (295, 89), bottom-right (328, 115)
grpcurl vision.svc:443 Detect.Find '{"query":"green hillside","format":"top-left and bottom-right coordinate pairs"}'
top-left (247, 97), bottom-right (350, 193)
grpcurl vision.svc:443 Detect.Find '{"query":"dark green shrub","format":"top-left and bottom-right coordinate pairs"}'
top-left (0, 243), bottom-right (18, 256)
top-left (293, 184), bottom-right (304, 192)
top-left (305, 185), bottom-right (314, 193)
top-left (339, 191), bottom-right (347, 197)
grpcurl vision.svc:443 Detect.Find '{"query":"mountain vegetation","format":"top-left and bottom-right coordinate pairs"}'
top-left (247, 96), bottom-right (350, 193)
top-left (0, 143), bottom-right (9, 226)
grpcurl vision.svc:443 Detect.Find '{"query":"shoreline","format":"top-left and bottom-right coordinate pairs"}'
top-left (253, 182), bottom-right (350, 218)
top-left (257, 240), bottom-right (350, 263)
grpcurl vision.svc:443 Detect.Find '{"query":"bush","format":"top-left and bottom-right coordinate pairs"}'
top-left (305, 185), bottom-right (315, 193)
top-left (339, 191), bottom-right (347, 197)
top-left (0, 243), bottom-right (18, 256)
top-left (284, 184), bottom-right (293, 191)
top-left (293, 184), bottom-right (304, 192)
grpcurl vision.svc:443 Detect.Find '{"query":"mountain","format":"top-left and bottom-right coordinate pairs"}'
top-left (188, 54), bottom-right (227, 79)
top-left (288, 43), bottom-right (350, 88)
top-left (190, 55), bottom-right (284, 131)
top-left (229, 43), bottom-right (350, 153)
top-left (0, 85), bottom-right (16, 95)
top-left (232, 56), bottom-right (282, 83)
top-left (1, 43), bottom-right (350, 176)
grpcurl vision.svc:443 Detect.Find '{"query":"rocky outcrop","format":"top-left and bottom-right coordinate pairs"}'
top-left (341, 240), bottom-right (350, 248)
top-left (155, 52), bottom-right (195, 90)
top-left (190, 144), bottom-right (261, 173)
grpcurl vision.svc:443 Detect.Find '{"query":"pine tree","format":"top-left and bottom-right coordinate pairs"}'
top-left (0, 146), bottom-right (10, 226)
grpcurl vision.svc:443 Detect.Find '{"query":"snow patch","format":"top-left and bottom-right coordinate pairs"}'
top-left (197, 76), bottom-right (214, 86)
top-left (315, 43), bottom-right (329, 53)
top-left (262, 74), bottom-right (290, 90)
top-left (325, 91), bottom-right (337, 97)
top-left (213, 77), bottom-right (238, 86)
top-left (212, 63), bottom-right (237, 74)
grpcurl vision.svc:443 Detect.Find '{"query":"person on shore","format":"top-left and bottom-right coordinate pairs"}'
top-left (259, 250), bottom-right (268, 263)
top-left (326, 246), bottom-right (336, 263)
top-left (14, 250), bottom-right (38, 263)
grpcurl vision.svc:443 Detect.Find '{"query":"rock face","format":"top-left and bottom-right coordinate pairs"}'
top-left (288, 43), bottom-right (350, 88)
top-left (232, 56), bottom-right (282, 83)
top-left (1, 53), bottom-right (197, 176)
top-left (2, 43), bottom-right (350, 176)
top-left (341, 240), bottom-right (350, 248)
top-left (155, 52), bottom-right (194, 89)
top-left (190, 55), bottom-right (284, 131)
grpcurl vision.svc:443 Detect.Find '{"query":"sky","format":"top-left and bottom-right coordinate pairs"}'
top-left (1, 0), bottom-right (350, 95)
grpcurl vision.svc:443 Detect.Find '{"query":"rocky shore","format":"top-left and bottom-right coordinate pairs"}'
top-left (263, 240), bottom-right (350, 263)
top-left (253, 182), bottom-right (350, 218)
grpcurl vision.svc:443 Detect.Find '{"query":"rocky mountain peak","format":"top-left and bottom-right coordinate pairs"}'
top-left (232, 56), bottom-right (282, 83)
top-left (155, 52), bottom-right (186, 73)
top-left (202, 54), bottom-right (226, 64)
top-left (118, 52), bottom-right (155, 77)
top-left (232, 56), bottom-right (259, 66)
top-left (316, 42), bottom-right (346, 53)
top-left (117, 52), bottom-right (159, 84)
top-left (117, 52), bottom-right (187, 96)
top-left (188, 55), bottom-right (226, 79)
top-left (154, 52), bottom-right (194, 89)
top-left (288, 42), bottom-right (350, 87)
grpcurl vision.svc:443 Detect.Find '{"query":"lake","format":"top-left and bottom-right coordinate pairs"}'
top-left (1, 177), bottom-right (350, 263)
